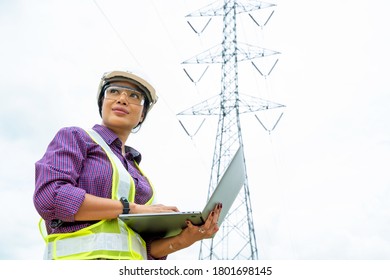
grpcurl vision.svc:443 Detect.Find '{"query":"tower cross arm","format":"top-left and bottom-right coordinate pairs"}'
top-left (177, 93), bottom-right (285, 116)
top-left (177, 95), bottom-right (221, 116)
top-left (182, 43), bottom-right (280, 65)
top-left (186, 0), bottom-right (276, 17)
top-left (238, 94), bottom-right (285, 113)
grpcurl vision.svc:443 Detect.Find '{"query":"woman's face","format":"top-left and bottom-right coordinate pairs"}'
top-left (101, 80), bottom-right (145, 133)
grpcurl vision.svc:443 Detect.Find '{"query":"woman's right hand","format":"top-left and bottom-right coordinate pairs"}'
top-left (132, 203), bottom-right (179, 214)
top-left (74, 195), bottom-right (179, 221)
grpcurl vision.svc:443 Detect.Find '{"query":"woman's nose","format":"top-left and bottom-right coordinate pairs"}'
top-left (116, 92), bottom-right (128, 104)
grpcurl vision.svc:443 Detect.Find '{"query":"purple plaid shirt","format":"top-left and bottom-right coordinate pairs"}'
top-left (34, 124), bottom-right (163, 259)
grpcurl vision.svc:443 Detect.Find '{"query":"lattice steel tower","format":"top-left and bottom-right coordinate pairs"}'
top-left (178, 0), bottom-right (284, 260)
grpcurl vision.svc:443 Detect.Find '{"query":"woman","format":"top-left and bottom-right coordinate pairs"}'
top-left (34, 70), bottom-right (221, 260)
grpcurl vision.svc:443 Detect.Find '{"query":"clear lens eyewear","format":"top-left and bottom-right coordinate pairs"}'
top-left (104, 85), bottom-right (145, 106)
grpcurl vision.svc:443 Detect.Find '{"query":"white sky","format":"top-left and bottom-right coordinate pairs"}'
top-left (0, 0), bottom-right (389, 260)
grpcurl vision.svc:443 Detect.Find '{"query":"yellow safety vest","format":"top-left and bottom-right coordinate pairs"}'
top-left (39, 129), bottom-right (154, 260)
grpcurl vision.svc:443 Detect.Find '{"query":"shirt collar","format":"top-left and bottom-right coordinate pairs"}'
top-left (92, 124), bottom-right (142, 164)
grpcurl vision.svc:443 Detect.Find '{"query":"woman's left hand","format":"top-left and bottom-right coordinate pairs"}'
top-left (150, 203), bottom-right (223, 258)
top-left (180, 203), bottom-right (223, 243)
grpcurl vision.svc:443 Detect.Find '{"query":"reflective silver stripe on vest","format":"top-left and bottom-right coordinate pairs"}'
top-left (44, 225), bottom-right (147, 259)
top-left (87, 129), bottom-right (131, 199)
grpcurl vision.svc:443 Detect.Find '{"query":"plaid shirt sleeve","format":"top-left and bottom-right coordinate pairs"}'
top-left (34, 127), bottom-right (88, 222)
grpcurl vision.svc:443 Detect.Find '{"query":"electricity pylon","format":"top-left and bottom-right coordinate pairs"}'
top-left (178, 0), bottom-right (284, 260)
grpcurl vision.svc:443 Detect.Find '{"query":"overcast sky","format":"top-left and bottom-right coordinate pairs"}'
top-left (0, 0), bottom-right (389, 260)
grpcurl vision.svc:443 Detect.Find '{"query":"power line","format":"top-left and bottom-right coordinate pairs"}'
top-left (92, 0), bottom-right (142, 69)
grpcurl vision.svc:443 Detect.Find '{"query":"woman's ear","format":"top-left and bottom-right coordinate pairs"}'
top-left (139, 110), bottom-right (146, 124)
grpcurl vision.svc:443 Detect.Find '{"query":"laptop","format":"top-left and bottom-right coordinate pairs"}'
top-left (119, 146), bottom-right (245, 238)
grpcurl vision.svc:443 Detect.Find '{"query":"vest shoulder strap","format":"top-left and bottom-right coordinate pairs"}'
top-left (85, 129), bottom-right (135, 201)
